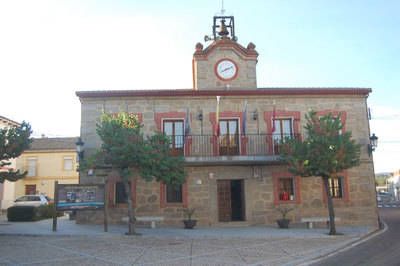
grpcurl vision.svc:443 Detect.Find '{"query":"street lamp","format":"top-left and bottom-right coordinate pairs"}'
top-left (75, 137), bottom-right (84, 162)
top-left (368, 133), bottom-right (378, 157)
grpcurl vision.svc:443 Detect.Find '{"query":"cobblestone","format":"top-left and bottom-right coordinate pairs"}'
top-left (0, 216), bottom-right (377, 265)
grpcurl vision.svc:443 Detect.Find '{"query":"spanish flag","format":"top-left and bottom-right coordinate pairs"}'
top-left (216, 96), bottom-right (220, 136)
top-left (271, 104), bottom-right (276, 133)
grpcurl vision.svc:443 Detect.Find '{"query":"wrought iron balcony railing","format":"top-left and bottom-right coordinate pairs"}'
top-left (166, 134), bottom-right (299, 157)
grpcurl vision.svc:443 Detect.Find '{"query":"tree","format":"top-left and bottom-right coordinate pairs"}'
top-left (86, 112), bottom-right (186, 235)
top-left (280, 110), bottom-right (361, 235)
top-left (0, 121), bottom-right (32, 183)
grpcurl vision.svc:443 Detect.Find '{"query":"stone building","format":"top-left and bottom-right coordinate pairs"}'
top-left (76, 16), bottom-right (379, 228)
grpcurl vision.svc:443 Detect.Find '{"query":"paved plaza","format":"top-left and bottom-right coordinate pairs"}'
top-left (0, 216), bottom-right (378, 266)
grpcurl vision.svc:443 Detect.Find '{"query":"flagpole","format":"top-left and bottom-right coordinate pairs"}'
top-left (216, 96), bottom-right (220, 136)
top-left (272, 100), bottom-right (276, 133)
top-left (242, 100), bottom-right (247, 136)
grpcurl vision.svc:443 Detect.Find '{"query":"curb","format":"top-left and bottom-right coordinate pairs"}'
top-left (297, 221), bottom-right (387, 266)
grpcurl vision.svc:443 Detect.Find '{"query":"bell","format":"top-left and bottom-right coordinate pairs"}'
top-left (218, 19), bottom-right (229, 37)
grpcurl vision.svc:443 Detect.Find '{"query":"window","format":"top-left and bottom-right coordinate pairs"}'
top-left (316, 110), bottom-right (347, 135)
top-left (219, 119), bottom-right (239, 155)
top-left (27, 158), bottom-right (37, 177)
top-left (278, 177), bottom-right (295, 201)
top-left (115, 181), bottom-right (129, 204)
top-left (25, 184), bottom-right (36, 195)
top-left (273, 118), bottom-right (293, 154)
top-left (273, 173), bottom-right (301, 204)
top-left (328, 176), bottom-right (344, 198)
top-left (63, 157), bottom-right (73, 171)
top-left (160, 182), bottom-right (188, 208)
top-left (166, 184), bottom-right (183, 203)
top-left (163, 120), bottom-right (184, 155)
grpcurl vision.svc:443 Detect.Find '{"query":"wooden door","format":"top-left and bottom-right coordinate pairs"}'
top-left (25, 185), bottom-right (36, 195)
top-left (217, 180), bottom-right (231, 222)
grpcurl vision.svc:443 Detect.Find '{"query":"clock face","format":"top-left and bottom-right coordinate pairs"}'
top-left (215, 59), bottom-right (238, 81)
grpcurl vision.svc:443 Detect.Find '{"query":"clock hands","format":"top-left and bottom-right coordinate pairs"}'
top-left (221, 66), bottom-right (233, 73)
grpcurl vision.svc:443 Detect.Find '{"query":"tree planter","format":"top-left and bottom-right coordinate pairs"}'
top-left (183, 219), bottom-right (197, 229)
top-left (276, 218), bottom-right (290, 229)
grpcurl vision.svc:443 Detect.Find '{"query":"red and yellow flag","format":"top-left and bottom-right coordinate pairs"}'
top-left (216, 96), bottom-right (220, 136)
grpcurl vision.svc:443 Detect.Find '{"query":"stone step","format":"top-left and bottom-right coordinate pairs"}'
top-left (214, 221), bottom-right (252, 227)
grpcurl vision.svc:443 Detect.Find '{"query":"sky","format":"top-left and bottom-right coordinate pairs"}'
top-left (0, 0), bottom-right (399, 173)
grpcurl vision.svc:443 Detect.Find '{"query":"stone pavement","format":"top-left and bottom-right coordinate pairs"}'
top-left (0, 216), bottom-right (378, 266)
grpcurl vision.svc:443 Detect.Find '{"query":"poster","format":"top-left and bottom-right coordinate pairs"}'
top-left (56, 184), bottom-right (105, 210)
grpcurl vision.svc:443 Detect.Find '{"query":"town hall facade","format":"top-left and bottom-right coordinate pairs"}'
top-left (76, 16), bottom-right (379, 228)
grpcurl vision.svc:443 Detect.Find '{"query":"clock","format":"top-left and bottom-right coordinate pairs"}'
top-left (215, 59), bottom-right (238, 81)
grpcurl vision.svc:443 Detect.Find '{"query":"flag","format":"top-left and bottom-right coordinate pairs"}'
top-left (271, 105), bottom-right (276, 133)
top-left (185, 108), bottom-right (191, 135)
top-left (216, 96), bottom-right (220, 136)
top-left (242, 100), bottom-right (247, 135)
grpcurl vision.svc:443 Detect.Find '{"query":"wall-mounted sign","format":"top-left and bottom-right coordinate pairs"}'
top-left (56, 184), bottom-right (104, 210)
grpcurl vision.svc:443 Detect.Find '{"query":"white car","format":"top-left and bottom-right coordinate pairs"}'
top-left (377, 192), bottom-right (391, 203)
top-left (14, 195), bottom-right (49, 207)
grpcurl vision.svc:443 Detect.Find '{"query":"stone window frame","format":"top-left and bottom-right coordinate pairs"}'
top-left (264, 110), bottom-right (301, 155)
top-left (166, 184), bottom-right (183, 203)
top-left (322, 172), bottom-right (350, 203)
top-left (154, 111), bottom-right (192, 156)
top-left (163, 119), bottom-right (185, 156)
top-left (272, 171), bottom-right (301, 205)
top-left (107, 175), bottom-right (136, 208)
top-left (209, 111), bottom-right (247, 155)
top-left (160, 182), bottom-right (188, 208)
top-left (315, 110), bottom-right (347, 133)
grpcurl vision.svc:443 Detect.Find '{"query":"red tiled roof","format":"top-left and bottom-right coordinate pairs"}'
top-left (28, 137), bottom-right (78, 151)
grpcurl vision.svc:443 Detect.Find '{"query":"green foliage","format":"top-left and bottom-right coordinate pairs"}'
top-left (96, 112), bottom-right (144, 176)
top-left (280, 110), bottom-right (361, 235)
top-left (86, 111), bottom-right (186, 185)
top-left (7, 205), bottom-right (37, 221)
top-left (140, 133), bottom-right (186, 185)
top-left (375, 173), bottom-right (391, 186)
top-left (84, 111), bottom-right (186, 235)
top-left (37, 204), bottom-right (63, 219)
top-left (182, 208), bottom-right (196, 220)
top-left (280, 111), bottom-right (361, 178)
top-left (276, 205), bottom-right (294, 219)
top-left (0, 121), bottom-right (32, 183)
top-left (7, 204), bottom-right (62, 221)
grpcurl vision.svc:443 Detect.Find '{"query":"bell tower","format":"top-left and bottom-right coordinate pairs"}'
top-left (193, 15), bottom-right (258, 90)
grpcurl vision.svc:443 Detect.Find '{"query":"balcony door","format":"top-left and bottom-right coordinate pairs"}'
top-left (163, 120), bottom-right (184, 156)
top-left (273, 118), bottom-right (293, 154)
top-left (219, 119), bottom-right (239, 155)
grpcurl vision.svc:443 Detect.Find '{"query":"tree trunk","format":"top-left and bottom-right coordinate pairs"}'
top-left (322, 176), bottom-right (337, 235)
top-left (123, 179), bottom-right (138, 235)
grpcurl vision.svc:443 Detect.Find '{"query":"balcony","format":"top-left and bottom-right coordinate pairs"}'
top-left (168, 134), bottom-right (299, 166)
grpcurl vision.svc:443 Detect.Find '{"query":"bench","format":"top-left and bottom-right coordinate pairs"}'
top-left (121, 216), bottom-right (164, 228)
top-left (301, 217), bottom-right (341, 229)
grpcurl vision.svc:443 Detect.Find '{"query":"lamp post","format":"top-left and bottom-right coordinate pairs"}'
top-left (368, 133), bottom-right (378, 157)
top-left (75, 137), bottom-right (84, 162)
